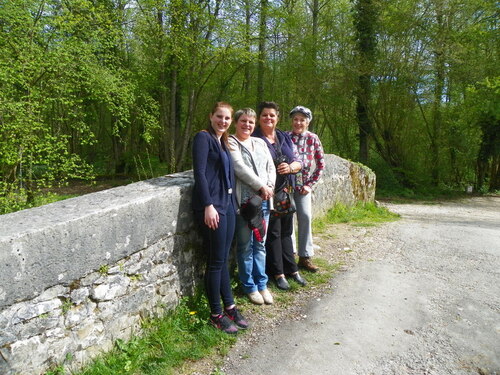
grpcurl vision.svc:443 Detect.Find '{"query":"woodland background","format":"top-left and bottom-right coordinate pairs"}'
top-left (0, 0), bottom-right (498, 213)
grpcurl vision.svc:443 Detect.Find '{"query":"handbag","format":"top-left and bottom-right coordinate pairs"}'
top-left (272, 188), bottom-right (296, 217)
top-left (240, 194), bottom-right (263, 221)
top-left (271, 135), bottom-right (296, 217)
top-left (240, 194), bottom-right (267, 242)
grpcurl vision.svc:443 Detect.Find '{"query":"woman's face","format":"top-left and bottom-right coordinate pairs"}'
top-left (259, 108), bottom-right (279, 134)
top-left (235, 114), bottom-right (256, 140)
top-left (209, 106), bottom-right (232, 137)
top-left (292, 113), bottom-right (310, 135)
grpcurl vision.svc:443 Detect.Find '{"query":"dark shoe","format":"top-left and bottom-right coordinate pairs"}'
top-left (289, 272), bottom-right (307, 286)
top-left (225, 307), bottom-right (249, 329)
top-left (210, 314), bottom-right (238, 334)
top-left (275, 276), bottom-right (290, 290)
top-left (298, 257), bottom-right (319, 273)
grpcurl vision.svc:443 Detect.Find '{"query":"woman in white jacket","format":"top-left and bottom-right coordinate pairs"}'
top-left (229, 108), bottom-right (276, 305)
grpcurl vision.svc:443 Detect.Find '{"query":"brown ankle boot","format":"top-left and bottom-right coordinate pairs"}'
top-left (298, 257), bottom-right (319, 273)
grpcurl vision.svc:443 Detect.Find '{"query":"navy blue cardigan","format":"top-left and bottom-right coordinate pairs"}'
top-left (192, 131), bottom-right (236, 215)
top-left (253, 127), bottom-right (299, 191)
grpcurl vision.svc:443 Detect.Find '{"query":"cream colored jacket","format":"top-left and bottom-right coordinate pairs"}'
top-left (228, 136), bottom-right (276, 209)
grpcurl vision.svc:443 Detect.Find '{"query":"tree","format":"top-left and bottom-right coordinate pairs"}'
top-left (353, 0), bottom-right (377, 164)
top-left (257, 0), bottom-right (269, 105)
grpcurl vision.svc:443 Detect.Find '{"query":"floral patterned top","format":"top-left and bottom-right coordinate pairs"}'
top-left (287, 130), bottom-right (325, 190)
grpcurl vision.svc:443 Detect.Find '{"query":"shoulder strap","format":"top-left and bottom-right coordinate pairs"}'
top-left (229, 135), bottom-right (259, 176)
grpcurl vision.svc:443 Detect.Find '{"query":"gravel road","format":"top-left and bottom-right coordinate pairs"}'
top-left (217, 197), bottom-right (500, 375)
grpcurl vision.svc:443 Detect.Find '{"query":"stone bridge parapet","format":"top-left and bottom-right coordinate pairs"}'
top-left (0, 154), bottom-right (375, 374)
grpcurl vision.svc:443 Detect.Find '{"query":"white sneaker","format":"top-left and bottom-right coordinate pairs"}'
top-left (248, 291), bottom-right (264, 305)
top-left (259, 288), bottom-right (274, 305)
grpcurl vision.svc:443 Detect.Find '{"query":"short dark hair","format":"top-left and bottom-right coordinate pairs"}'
top-left (257, 101), bottom-right (280, 118)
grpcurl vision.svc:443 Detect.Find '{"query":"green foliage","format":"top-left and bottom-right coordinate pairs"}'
top-left (49, 291), bottom-right (237, 375)
top-left (44, 365), bottom-right (65, 375)
top-left (98, 264), bottom-right (109, 275)
top-left (0, 187), bottom-right (78, 215)
top-left (1, 0), bottom-right (498, 211)
top-left (60, 299), bottom-right (73, 316)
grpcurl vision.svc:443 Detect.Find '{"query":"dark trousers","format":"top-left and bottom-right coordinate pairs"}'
top-left (265, 213), bottom-right (298, 276)
top-left (197, 203), bottom-right (236, 315)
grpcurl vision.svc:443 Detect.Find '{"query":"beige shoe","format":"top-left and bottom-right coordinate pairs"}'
top-left (248, 291), bottom-right (264, 305)
top-left (259, 288), bottom-right (274, 305)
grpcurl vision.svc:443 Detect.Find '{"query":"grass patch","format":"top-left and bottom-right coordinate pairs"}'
top-left (46, 291), bottom-right (236, 375)
top-left (300, 258), bottom-right (343, 285)
top-left (313, 201), bottom-right (400, 233)
top-left (48, 259), bottom-right (343, 375)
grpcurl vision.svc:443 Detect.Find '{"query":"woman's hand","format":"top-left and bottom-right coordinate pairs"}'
top-left (277, 161), bottom-right (301, 175)
top-left (259, 185), bottom-right (274, 200)
top-left (276, 162), bottom-right (289, 175)
top-left (204, 205), bottom-right (219, 230)
top-left (300, 185), bottom-right (312, 195)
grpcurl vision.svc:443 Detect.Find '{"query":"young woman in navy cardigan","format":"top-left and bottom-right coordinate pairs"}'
top-left (192, 102), bottom-right (248, 334)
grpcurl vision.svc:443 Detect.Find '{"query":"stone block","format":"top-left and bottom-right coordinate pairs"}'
top-left (34, 285), bottom-right (69, 303)
top-left (73, 318), bottom-right (104, 349)
top-left (90, 275), bottom-right (130, 301)
top-left (70, 287), bottom-right (90, 305)
top-left (64, 302), bottom-right (95, 328)
top-left (10, 298), bottom-right (62, 325)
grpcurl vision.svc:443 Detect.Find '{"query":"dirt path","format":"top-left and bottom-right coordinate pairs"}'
top-left (215, 197), bottom-right (500, 375)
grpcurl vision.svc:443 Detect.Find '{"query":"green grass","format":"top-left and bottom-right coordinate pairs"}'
top-left (45, 291), bottom-right (236, 375)
top-left (44, 259), bottom-right (345, 375)
top-left (313, 201), bottom-right (400, 233)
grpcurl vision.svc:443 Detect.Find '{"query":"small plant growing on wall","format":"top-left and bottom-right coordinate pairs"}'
top-left (98, 264), bottom-right (109, 275)
top-left (60, 298), bottom-right (73, 316)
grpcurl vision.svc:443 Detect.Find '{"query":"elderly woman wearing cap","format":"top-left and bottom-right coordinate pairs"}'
top-left (253, 101), bottom-right (307, 290)
top-left (287, 106), bottom-right (325, 272)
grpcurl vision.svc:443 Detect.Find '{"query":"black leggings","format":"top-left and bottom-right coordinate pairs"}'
top-left (265, 213), bottom-right (298, 276)
top-left (198, 203), bottom-right (236, 315)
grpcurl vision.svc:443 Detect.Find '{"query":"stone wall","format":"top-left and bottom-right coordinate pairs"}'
top-left (0, 154), bottom-right (375, 374)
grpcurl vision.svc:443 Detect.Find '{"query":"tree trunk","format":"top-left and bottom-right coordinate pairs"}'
top-left (309, 0), bottom-right (320, 132)
top-left (354, 0), bottom-right (377, 164)
top-left (168, 65), bottom-right (179, 172)
top-left (489, 156), bottom-right (500, 191)
top-left (257, 0), bottom-right (268, 106)
top-left (243, 0), bottom-right (251, 96)
top-left (176, 88), bottom-right (196, 172)
top-left (431, 0), bottom-right (447, 186)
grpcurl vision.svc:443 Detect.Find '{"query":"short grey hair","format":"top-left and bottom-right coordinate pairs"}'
top-left (234, 108), bottom-right (257, 122)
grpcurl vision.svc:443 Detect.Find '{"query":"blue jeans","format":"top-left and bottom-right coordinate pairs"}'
top-left (235, 200), bottom-right (270, 294)
top-left (196, 200), bottom-right (236, 315)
